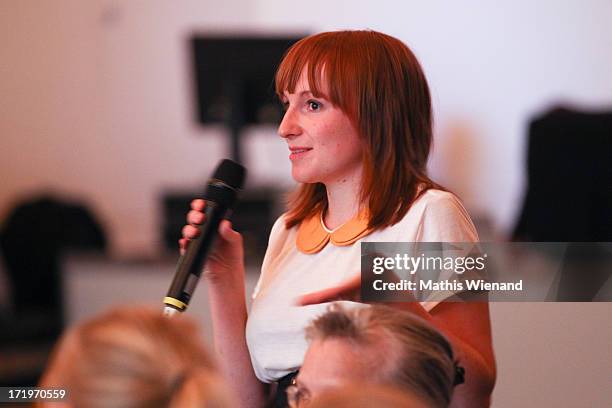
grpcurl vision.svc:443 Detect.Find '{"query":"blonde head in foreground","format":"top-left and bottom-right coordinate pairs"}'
top-left (39, 306), bottom-right (233, 408)
top-left (308, 383), bottom-right (434, 408)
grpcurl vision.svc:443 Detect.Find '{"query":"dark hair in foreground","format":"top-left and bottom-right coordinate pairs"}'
top-left (275, 30), bottom-right (443, 230)
top-left (306, 305), bottom-right (457, 408)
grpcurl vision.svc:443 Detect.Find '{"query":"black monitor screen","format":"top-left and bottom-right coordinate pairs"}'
top-left (191, 36), bottom-right (302, 126)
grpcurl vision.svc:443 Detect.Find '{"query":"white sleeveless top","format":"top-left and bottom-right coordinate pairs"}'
top-left (245, 189), bottom-right (478, 382)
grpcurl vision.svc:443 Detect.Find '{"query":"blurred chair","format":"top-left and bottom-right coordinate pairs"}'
top-left (512, 108), bottom-right (612, 301)
top-left (513, 107), bottom-right (612, 242)
top-left (0, 195), bottom-right (106, 385)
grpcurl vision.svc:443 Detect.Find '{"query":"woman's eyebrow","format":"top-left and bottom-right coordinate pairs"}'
top-left (282, 90), bottom-right (313, 98)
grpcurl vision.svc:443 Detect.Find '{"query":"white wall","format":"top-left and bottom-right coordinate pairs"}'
top-left (252, 0), bottom-right (612, 226)
top-left (0, 0), bottom-right (293, 256)
top-left (491, 302), bottom-right (611, 407)
top-left (2, 1), bottom-right (611, 255)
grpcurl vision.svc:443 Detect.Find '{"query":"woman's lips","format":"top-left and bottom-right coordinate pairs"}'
top-left (289, 148), bottom-right (312, 160)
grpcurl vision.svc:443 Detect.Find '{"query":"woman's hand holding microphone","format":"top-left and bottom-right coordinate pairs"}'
top-left (179, 198), bottom-right (245, 285)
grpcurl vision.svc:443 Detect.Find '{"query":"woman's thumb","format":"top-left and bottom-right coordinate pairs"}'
top-left (219, 219), bottom-right (240, 241)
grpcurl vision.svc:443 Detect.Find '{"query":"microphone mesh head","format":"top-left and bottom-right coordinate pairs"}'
top-left (213, 159), bottom-right (247, 190)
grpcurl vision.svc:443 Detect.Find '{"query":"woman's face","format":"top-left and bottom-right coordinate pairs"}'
top-left (278, 70), bottom-right (363, 185)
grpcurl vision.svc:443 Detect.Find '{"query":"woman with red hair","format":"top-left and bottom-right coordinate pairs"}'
top-left (181, 30), bottom-right (495, 407)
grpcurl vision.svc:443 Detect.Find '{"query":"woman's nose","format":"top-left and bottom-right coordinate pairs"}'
top-left (278, 108), bottom-right (301, 139)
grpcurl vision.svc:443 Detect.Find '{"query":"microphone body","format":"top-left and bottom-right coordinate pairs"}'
top-left (164, 160), bottom-right (246, 316)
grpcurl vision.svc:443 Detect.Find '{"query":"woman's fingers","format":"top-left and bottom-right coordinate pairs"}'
top-left (179, 225), bottom-right (200, 254)
top-left (178, 238), bottom-right (188, 255)
top-left (187, 210), bottom-right (205, 225)
top-left (191, 199), bottom-right (205, 211)
top-left (182, 224), bottom-right (200, 240)
top-left (297, 275), bottom-right (362, 305)
top-left (179, 219), bottom-right (240, 254)
top-left (179, 203), bottom-right (204, 255)
top-left (297, 287), bottom-right (345, 306)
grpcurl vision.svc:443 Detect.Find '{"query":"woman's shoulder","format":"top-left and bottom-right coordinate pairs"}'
top-left (270, 212), bottom-right (288, 231)
top-left (404, 188), bottom-right (479, 242)
top-left (266, 212), bottom-right (298, 248)
top-left (415, 188), bottom-right (467, 213)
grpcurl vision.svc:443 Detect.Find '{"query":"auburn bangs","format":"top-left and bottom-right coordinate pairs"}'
top-left (275, 31), bottom-right (363, 121)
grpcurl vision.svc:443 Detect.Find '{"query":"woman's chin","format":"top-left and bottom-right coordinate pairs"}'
top-left (291, 171), bottom-right (320, 185)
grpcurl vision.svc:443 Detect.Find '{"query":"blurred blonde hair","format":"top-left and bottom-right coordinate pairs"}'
top-left (39, 306), bottom-right (233, 408)
top-left (308, 383), bottom-right (433, 408)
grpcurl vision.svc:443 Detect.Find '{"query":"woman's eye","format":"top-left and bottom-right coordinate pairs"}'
top-left (307, 100), bottom-right (321, 111)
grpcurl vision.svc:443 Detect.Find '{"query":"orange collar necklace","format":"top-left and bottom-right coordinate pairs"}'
top-left (296, 210), bottom-right (372, 254)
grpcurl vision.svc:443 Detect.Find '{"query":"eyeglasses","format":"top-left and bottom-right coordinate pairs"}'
top-left (286, 378), bottom-right (311, 408)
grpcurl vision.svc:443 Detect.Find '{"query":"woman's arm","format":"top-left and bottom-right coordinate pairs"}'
top-left (207, 276), bottom-right (266, 408)
top-left (182, 201), bottom-right (266, 407)
top-left (429, 302), bottom-right (496, 407)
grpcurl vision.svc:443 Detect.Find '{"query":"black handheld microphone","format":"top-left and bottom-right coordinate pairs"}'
top-left (163, 159), bottom-right (246, 316)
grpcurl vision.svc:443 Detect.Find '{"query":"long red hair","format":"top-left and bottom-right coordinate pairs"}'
top-left (275, 30), bottom-right (442, 230)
